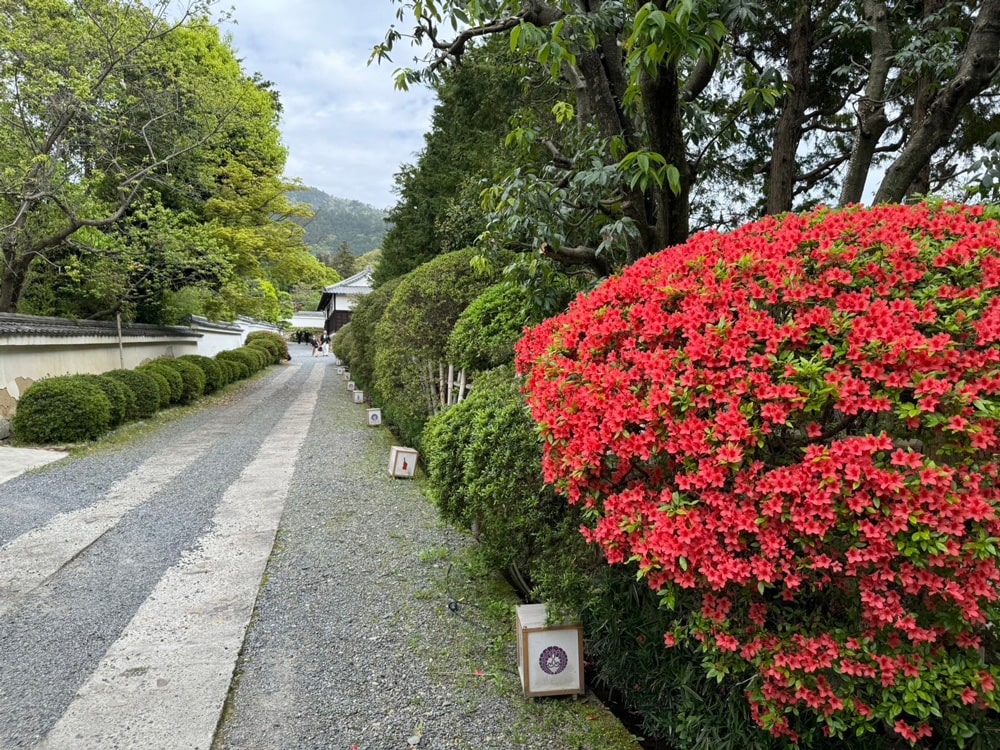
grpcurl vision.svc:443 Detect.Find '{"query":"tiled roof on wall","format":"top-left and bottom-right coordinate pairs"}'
top-left (0, 313), bottom-right (201, 339)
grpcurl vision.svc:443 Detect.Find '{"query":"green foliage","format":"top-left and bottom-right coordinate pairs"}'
top-left (140, 368), bottom-right (173, 408)
top-left (345, 276), bottom-right (403, 391)
top-left (331, 323), bottom-right (356, 367)
top-left (155, 359), bottom-right (206, 404)
top-left (288, 188), bottom-right (388, 257)
top-left (245, 331), bottom-right (288, 362)
top-left (0, 2), bottom-right (329, 323)
top-left (216, 349), bottom-right (255, 378)
top-left (374, 40), bottom-right (538, 286)
top-left (423, 366), bottom-right (576, 593)
top-left (12, 376), bottom-right (112, 444)
top-left (76, 374), bottom-right (130, 427)
top-left (373, 249), bottom-right (499, 444)
top-left (104, 369), bottom-right (160, 420)
top-left (582, 568), bottom-right (783, 750)
top-left (139, 362), bottom-right (184, 404)
top-left (178, 354), bottom-right (224, 393)
top-left (216, 356), bottom-right (242, 384)
top-left (447, 282), bottom-right (533, 371)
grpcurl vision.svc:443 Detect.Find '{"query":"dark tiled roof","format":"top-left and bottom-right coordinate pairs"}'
top-left (0, 313), bottom-right (201, 339)
top-left (186, 315), bottom-right (242, 333)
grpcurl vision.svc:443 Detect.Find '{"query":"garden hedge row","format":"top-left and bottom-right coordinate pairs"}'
top-left (12, 338), bottom-right (286, 445)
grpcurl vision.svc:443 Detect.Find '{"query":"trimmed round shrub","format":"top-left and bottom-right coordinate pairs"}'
top-left (517, 203), bottom-right (1000, 746)
top-left (374, 249), bottom-right (501, 446)
top-left (155, 358), bottom-right (205, 404)
top-left (141, 369), bottom-right (172, 408)
top-left (244, 345), bottom-right (268, 370)
top-left (215, 349), bottom-right (255, 382)
top-left (139, 362), bottom-right (183, 403)
top-left (105, 368), bottom-right (161, 420)
top-left (79, 374), bottom-right (130, 427)
top-left (448, 282), bottom-right (535, 372)
top-left (347, 276), bottom-right (402, 390)
top-left (245, 330), bottom-right (288, 361)
top-left (12, 375), bottom-right (112, 444)
top-left (424, 366), bottom-right (562, 570)
top-left (247, 339), bottom-right (280, 364)
top-left (217, 357), bottom-right (241, 383)
top-left (178, 354), bottom-right (223, 393)
top-left (332, 323), bottom-right (355, 368)
top-left (216, 349), bottom-right (255, 378)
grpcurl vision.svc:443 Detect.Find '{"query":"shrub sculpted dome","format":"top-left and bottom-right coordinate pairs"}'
top-left (517, 203), bottom-right (1000, 746)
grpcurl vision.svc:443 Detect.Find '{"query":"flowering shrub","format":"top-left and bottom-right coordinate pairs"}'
top-left (516, 203), bottom-right (1000, 745)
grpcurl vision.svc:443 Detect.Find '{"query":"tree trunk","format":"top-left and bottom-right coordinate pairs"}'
top-left (839, 0), bottom-right (893, 206)
top-left (766, 2), bottom-right (815, 215)
top-left (0, 244), bottom-right (33, 313)
top-left (873, 0), bottom-right (1000, 205)
top-left (639, 60), bottom-right (691, 257)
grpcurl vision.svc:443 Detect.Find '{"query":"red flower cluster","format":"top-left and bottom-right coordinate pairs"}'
top-left (516, 203), bottom-right (1000, 744)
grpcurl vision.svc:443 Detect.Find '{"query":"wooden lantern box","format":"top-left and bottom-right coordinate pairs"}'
top-left (353, 390), bottom-right (365, 404)
top-left (515, 603), bottom-right (584, 698)
top-left (388, 446), bottom-right (418, 478)
top-left (347, 381), bottom-right (356, 392)
top-left (367, 408), bottom-right (382, 426)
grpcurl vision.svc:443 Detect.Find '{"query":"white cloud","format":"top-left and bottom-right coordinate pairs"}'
top-left (223, 0), bottom-right (436, 209)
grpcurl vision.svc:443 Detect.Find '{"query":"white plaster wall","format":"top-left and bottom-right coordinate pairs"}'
top-left (0, 335), bottom-right (199, 407)
top-left (194, 329), bottom-right (244, 358)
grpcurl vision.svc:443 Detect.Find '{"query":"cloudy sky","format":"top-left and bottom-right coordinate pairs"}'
top-left (220, 1), bottom-right (437, 209)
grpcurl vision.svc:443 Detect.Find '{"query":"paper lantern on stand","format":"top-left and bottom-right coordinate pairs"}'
top-left (515, 603), bottom-right (584, 698)
top-left (388, 446), bottom-right (418, 478)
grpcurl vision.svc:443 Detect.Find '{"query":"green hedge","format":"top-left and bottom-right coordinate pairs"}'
top-left (105, 369), bottom-right (160, 420)
top-left (245, 331), bottom-right (288, 362)
top-left (215, 347), bottom-right (262, 379)
top-left (216, 356), bottom-right (242, 383)
top-left (374, 249), bottom-right (501, 447)
top-left (178, 354), bottom-right (224, 393)
top-left (79, 374), bottom-right (130, 427)
top-left (139, 362), bottom-right (183, 403)
top-left (140, 367), bottom-right (173, 408)
top-left (155, 358), bottom-right (205, 403)
top-left (448, 282), bottom-right (533, 372)
top-left (12, 375), bottom-right (112, 444)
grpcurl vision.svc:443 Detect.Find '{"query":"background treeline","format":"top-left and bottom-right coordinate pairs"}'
top-left (340, 1), bottom-right (1000, 747)
top-left (0, 0), bottom-right (338, 325)
top-left (288, 187), bottom-right (388, 262)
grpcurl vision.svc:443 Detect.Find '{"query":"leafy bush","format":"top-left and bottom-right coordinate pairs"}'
top-left (242, 345), bottom-right (268, 371)
top-left (245, 330), bottom-right (288, 361)
top-left (178, 354), bottom-right (223, 393)
top-left (105, 369), bottom-right (161, 420)
top-left (78, 374), bottom-right (130, 427)
top-left (344, 277), bottom-right (402, 390)
top-left (374, 249), bottom-right (499, 446)
top-left (247, 339), bottom-right (280, 364)
top-left (156, 358), bottom-right (205, 404)
top-left (216, 348), bottom-right (255, 378)
top-left (139, 367), bottom-right (172, 408)
top-left (331, 322), bottom-right (355, 367)
top-left (448, 282), bottom-right (534, 372)
top-left (423, 365), bottom-right (584, 598)
top-left (216, 356), bottom-right (242, 383)
top-left (517, 203), bottom-right (1000, 746)
top-left (12, 375), bottom-right (112, 443)
top-left (139, 362), bottom-right (183, 403)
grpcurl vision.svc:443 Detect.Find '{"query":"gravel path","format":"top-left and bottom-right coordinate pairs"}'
top-left (0, 346), bottom-right (640, 750)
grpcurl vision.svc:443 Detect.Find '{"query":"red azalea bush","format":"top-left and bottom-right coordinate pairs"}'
top-left (516, 203), bottom-right (1000, 746)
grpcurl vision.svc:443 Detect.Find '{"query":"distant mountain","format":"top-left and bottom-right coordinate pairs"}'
top-left (288, 187), bottom-right (389, 257)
